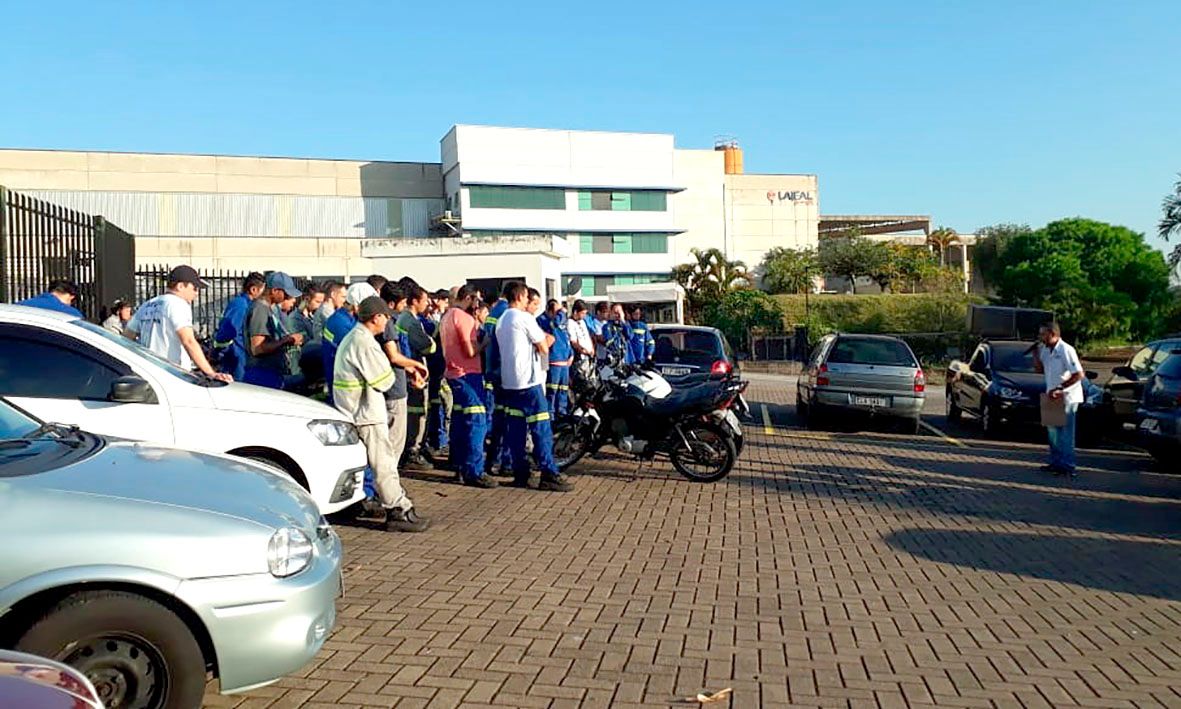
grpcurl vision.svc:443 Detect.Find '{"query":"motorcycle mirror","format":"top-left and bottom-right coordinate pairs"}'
top-left (564, 276), bottom-right (583, 297)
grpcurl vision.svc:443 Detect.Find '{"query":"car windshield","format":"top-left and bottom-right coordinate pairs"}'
top-left (71, 320), bottom-right (208, 385)
top-left (0, 400), bottom-right (40, 440)
top-left (653, 330), bottom-right (723, 366)
top-left (827, 338), bottom-right (917, 367)
top-left (992, 344), bottom-right (1039, 373)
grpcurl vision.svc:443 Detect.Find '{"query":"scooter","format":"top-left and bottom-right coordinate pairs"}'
top-left (552, 352), bottom-right (748, 482)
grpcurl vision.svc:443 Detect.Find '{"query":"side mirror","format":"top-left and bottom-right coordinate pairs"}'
top-left (1085, 370), bottom-right (1098, 380)
top-left (1111, 366), bottom-right (1137, 381)
top-left (110, 376), bottom-right (158, 404)
top-left (948, 360), bottom-right (963, 373)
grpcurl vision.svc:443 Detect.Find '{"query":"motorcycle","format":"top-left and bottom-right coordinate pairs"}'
top-left (552, 352), bottom-right (749, 482)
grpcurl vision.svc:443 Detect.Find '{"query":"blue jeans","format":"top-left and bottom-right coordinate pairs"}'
top-left (427, 372), bottom-right (449, 450)
top-left (448, 374), bottom-right (488, 480)
top-left (504, 385), bottom-right (558, 481)
top-left (546, 364), bottom-right (570, 417)
top-left (1047, 400), bottom-right (1078, 472)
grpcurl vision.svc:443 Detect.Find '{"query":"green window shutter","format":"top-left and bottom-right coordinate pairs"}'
top-left (467, 186), bottom-right (564, 209)
top-left (611, 192), bottom-right (632, 211)
top-left (579, 234), bottom-right (594, 253)
top-left (631, 191), bottom-right (667, 211)
top-left (613, 234), bottom-right (632, 253)
top-left (617, 275), bottom-right (636, 286)
top-left (578, 191), bottom-right (592, 210)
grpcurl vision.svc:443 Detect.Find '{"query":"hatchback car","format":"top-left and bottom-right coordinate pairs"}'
top-left (650, 325), bottom-right (739, 385)
top-left (0, 304), bottom-right (367, 514)
top-left (1134, 349), bottom-right (1181, 464)
top-left (797, 334), bottom-right (925, 432)
top-left (1103, 336), bottom-right (1181, 429)
top-left (0, 398), bottom-right (343, 708)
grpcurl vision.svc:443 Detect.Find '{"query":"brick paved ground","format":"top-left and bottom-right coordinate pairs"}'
top-left (205, 390), bottom-right (1181, 708)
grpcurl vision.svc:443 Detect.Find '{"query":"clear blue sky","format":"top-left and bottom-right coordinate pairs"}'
top-left (2, 1), bottom-right (1178, 252)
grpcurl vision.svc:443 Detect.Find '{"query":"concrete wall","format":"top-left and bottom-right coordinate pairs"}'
top-left (135, 236), bottom-right (373, 278)
top-left (724, 173), bottom-right (819, 269)
top-left (671, 149), bottom-right (726, 261)
top-left (362, 233), bottom-right (569, 292)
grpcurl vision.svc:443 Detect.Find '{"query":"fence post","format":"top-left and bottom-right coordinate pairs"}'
top-left (0, 186), bottom-right (8, 304)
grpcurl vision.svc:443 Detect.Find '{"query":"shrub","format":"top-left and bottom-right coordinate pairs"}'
top-left (702, 289), bottom-right (784, 352)
top-left (772, 293), bottom-right (980, 335)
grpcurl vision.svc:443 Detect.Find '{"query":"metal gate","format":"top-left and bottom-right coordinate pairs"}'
top-left (0, 186), bottom-right (135, 321)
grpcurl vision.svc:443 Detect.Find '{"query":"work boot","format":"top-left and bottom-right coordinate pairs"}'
top-left (402, 453), bottom-right (434, 472)
top-left (355, 497), bottom-right (387, 522)
top-left (511, 472), bottom-right (540, 490)
top-left (464, 475), bottom-right (499, 489)
top-left (539, 473), bottom-right (574, 492)
top-left (386, 507), bottom-right (430, 533)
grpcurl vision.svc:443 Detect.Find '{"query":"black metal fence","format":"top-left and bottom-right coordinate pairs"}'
top-left (0, 186), bottom-right (135, 322)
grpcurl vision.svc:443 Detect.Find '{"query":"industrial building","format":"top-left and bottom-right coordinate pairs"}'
top-left (0, 124), bottom-right (822, 302)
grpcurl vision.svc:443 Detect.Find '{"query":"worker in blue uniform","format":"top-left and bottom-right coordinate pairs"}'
top-left (482, 288), bottom-right (512, 475)
top-left (537, 299), bottom-right (573, 417)
top-left (212, 272), bottom-right (265, 381)
top-left (626, 304), bottom-right (656, 364)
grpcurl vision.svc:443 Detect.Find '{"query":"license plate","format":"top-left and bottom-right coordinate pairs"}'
top-left (722, 409), bottom-right (742, 436)
top-left (853, 396), bottom-right (889, 408)
top-left (661, 366), bottom-right (692, 376)
top-left (1140, 418), bottom-right (1160, 433)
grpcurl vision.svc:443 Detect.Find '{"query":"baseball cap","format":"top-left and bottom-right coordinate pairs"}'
top-left (265, 271), bottom-right (299, 298)
top-left (345, 282), bottom-right (378, 306)
top-left (357, 296), bottom-right (393, 321)
top-left (167, 265), bottom-right (209, 289)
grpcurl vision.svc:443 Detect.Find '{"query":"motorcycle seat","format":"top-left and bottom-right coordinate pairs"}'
top-left (644, 383), bottom-right (719, 415)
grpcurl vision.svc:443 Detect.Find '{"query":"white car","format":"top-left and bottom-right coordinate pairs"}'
top-left (0, 304), bottom-right (367, 514)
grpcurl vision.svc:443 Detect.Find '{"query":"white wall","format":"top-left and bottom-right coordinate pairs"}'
top-left (724, 173), bottom-right (820, 269)
top-left (671, 149), bottom-right (726, 262)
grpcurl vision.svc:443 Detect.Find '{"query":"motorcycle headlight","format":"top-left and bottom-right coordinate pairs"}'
top-left (308, 419), bottom-right (360, 446)
top-left (267, 527), bottom-right (314, 578)
top-left (996, 386), bottom-right (1025, 400)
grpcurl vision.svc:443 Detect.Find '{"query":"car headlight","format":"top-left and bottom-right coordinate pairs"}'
top-left (308, 419), bottom-right (360, 446)
top-left (267, 527), bottom-right (314, 578)
top-left (996, 386), bottom-right (1025, 400)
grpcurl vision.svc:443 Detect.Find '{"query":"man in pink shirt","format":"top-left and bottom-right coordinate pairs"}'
top-left (440, 284), bottom-right (496, 488)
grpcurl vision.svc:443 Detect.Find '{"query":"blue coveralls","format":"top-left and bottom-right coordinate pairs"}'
top-left (17, 292), bottom-right (84, 318)
top-left (321, 309), bottom-right (356, 406)
top-left (504, 385), bottom-right (558, 486)
top-left (537, 311), bottom-right (573, 416)
top-left (482, 299), bottom-right (511, 473)
top-left (448, 371), bottom-right (488, 482)
top-left (213, 293), bottom-right (252, 381)
top-left (602, 320), bottom-right (634, 364)
top-left (421, 314), bottom-right (449, 451)
top-left (627, 319), bottom-right (656, 364)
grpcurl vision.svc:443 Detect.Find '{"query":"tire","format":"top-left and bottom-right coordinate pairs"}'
top-left (552, 418), bottom-right (592, 472)
top-left (670, 421), bottom-right (738, 483)
top-left (946, 388), bottom-right (962, 423)
top-left (15, 590), bottom-right (206, 709)
top-left (806, 402), bottom-right (826, 430)
top-left (795, 393), bottom-right (809, 426)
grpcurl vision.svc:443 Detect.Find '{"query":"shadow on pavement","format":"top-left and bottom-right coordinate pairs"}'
top-left (882, 527), bottom-right (1181, 602)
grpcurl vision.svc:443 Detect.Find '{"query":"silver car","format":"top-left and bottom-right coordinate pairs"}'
top-left (797, 333), bottom-right (926, 433)
top-left (0, 398), bottom-right (342, 708)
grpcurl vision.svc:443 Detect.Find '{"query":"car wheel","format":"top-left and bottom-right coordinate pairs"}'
top-left (795, 392), bottom-right (809, 425)
top-left (806, 402), bottom-right (826, 430)
top-left (945, 388), bottom-right (962, 423)
top-left (16, 590), bottom-right (206, 709)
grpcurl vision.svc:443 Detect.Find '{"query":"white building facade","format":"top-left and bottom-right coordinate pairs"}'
top-left (0, 124), bottom-right (820, 299)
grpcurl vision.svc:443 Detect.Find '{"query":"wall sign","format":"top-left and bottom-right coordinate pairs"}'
top-left (765, 190), bottom-right (814, 204)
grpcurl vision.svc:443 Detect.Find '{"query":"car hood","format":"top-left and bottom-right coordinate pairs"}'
top-left (28, 440), bottom-right (322, 532)
top-left (206, 381), bottom-right (348, 421)
top-left (993, 372), bottom-right (1044, 392)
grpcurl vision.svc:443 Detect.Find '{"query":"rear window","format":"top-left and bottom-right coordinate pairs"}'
top-left (827, 338), bottom-right (917, 367)
top-left (653, 330), bottom-right (723, 367)
top-left (1157, 354), bottom-right (1181, 379)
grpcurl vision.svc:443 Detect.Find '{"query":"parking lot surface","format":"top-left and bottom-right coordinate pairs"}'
top-left (206, 378), bottom-right (1181, 708)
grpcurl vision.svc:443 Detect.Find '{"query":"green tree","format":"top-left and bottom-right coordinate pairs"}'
top-left (670, 247), bottom-right (753, 319)
top-left (818, 230), bottom-right (883, 294)
top-left (994, 218), bottom-right (1172, 342)
top-left (974, 223), bottom-right (1032, 289)
top-left (701, 289), bottom-right (783, 353)
top-left (890, 244), bottom-right (940, 293)
top-left (760, 246), bottom-right (819, 294)
top-left (865, 241), bottom-right (901, 293)
top-left (927, 226), bottom-right (961, 266)
top-left (1160, 174), bottom-right (1181, 270)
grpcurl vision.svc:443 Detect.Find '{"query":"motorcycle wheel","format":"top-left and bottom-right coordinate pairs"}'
top-left (670, 421), bottom-right (737, 483)
top-left (553, 418), bottom-right (592, 472)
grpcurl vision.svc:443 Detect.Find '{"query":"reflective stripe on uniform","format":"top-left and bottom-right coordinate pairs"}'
top-left (504, 407), bottom-right (526, 417)
top-left (369, 369), bottom-right (394, 389)
top-left (333, 378), bottom-right (365, 390)
top-left (545, 383), bottom-right (570, 390)
top-left (526, 412), bottom-right (550, 423)
top-left (485, 316), bottom-right (498, 325)
top-left (407, 405), bottom-right (426, 414)
top-left (213, 339), bottom-right (233, 349)
top-left (323, 328), bottom-right (336, 342)
top-left (452, 405), bottom-right (487, 415)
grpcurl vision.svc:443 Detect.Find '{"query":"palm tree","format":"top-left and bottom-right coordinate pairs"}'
top-left (1160, 174), bottom-right (1181, 268)
top-left (927, 227), bottom-right (961, 267)
top-left (670, 248), bottom-right (752, 318)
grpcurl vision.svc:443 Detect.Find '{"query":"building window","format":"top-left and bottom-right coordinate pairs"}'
top-left (563, 273), bottom-right (669, 296)
top-left (468, 185), bottom-right (565, 209)
top-left (577, 190), bottom-right (667, 212)
top-left (577, 233), bottom-right (668, 254)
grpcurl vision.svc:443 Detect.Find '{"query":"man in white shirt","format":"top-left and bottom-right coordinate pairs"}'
top-left (1034, 321), bottom-right (1084, 476)
top-left (566, 300), bottom-right (595, 360)
top-left (495, 282), bottom-right (573, 492)
top-left (125, 265), bottom-right (230, 381)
